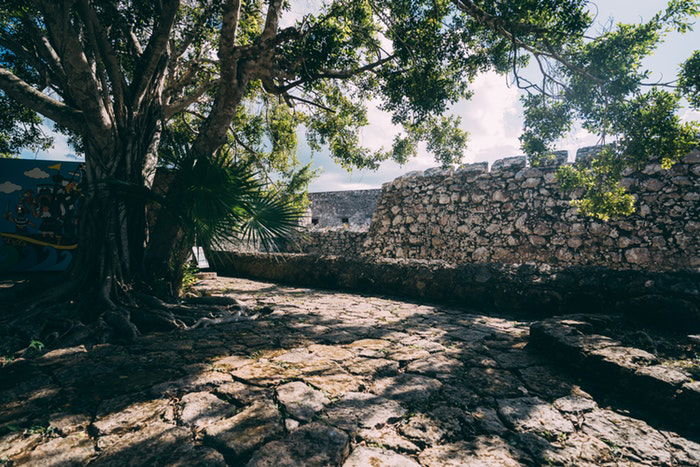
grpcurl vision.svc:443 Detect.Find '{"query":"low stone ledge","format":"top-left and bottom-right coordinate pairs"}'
top-left (529, 314), bottom-right (699, 428)
top-left (208, 251), bottom-right (700, 327)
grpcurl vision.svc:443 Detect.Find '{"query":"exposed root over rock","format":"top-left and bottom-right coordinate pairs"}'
top-left (0, 276), bottom-right (274, 357)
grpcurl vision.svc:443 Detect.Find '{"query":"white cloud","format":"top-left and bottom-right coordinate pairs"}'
top-left (306, 72), bottom-right (528, 191)
top-left (450, 72), bottom-right (523, 164)
top-left (680, 108), bottom-right (700, 124)
top-left (24, 167), bottom-right (50, 179)
top-left (0, 181), bottom-right (22, 194)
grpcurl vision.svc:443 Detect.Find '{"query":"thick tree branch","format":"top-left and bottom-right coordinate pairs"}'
top-left (20, 16), bottom-right (68, 88)
top-left (128, 29), bottom-right (144, 56)
top-left (0, 36), bottom-right (52, 88)
top-left (189, 0), bottom-right (245, 158)
top-left (0, 67), bottom-right (83, 131)
top-left (164, 79), bottom-right (219, 119)
top-left (131, 0), bottom-right (181, 108)
top-left (39, 0), bottom-right (112, 131)
top-left (261, 0), bottom-right (284, 41)
top-left (77, 0), bottom-right (128, 120)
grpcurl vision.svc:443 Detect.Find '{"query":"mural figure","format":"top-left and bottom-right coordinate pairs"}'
top-left (5, 203), bottom-right (35, 233)
top-left (0, 159), bottom-right (84, 272)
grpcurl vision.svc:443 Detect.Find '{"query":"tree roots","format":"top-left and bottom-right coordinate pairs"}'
top-left (0, 278), bottom-right (268, 357)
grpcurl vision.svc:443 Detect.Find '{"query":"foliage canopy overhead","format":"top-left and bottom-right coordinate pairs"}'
top-left (0, 0), bottom-right (697, 219)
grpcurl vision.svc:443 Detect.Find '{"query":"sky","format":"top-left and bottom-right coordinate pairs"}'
top-left (19, 0), bottom-right (700, 192)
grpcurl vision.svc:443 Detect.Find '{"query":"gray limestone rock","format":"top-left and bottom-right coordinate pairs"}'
top-left (418, 436), bottom-right (526, 466)
top-left (491, 156), bottom-right (526, 172)
top-left (247, 422), bottom-right (350, 467)
top-left (180, 391), bottom-right (235, 430)
top-left (343, 446), bottom-right (420, 467)
top-left (323, 392), bottom-right (405, 431)
top-left (370, 374), bottom-right (442, 403)
top-left (276, 381), bottom-right (329, 421)
top-left (497, 397), bottom-right (575, 434)
top-left (203, 400), bottom-right (283, 457)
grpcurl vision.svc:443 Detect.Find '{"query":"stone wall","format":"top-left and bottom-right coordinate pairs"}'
top-left (303, 189), bottom-right (381, 229)
top-left (285, 230), bottom-right (368, 257)
top-left (363, 150), bottom-right (700, 271)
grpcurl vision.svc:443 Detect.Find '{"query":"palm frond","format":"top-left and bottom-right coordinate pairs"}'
top-left (158, 144), bottom-right (303, 253)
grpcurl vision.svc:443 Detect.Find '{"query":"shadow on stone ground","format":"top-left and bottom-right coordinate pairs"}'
top-left (1, 276), bottom-right (699, 466)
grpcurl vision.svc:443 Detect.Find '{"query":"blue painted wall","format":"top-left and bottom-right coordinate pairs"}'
top-left (0, 159), bottom-right (83, 272)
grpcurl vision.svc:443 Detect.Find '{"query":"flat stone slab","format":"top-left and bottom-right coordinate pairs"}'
top-left (180, 391), bottom-right (235, 430)
top-left (343, 446), bottom-right (420, 466)
top-left (203, 400), bottom-right (282, 457)
top-left (529, 314), bottom-right (698, 426)
top-left (418, 436), bottom-right (526, 466)
top-left (370, 374), bottom-right (442, 403)
top-left (497, 397), bottom-right (575, 434)
top-left (93, 398), bottom-right (174, 436)
top-left (247, 422), bottom-right (349, 467)
top-left (277, 381), bottom-right (329, 421)
top-left (93, 422), bottom-right (193, 466)
top-left (323, 392), bottom-right (406, 431)
top-left (14, 432), bottom-right (95, 466)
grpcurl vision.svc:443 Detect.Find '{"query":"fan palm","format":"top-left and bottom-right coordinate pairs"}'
top-left (145, 132), bottom-right (304, 297)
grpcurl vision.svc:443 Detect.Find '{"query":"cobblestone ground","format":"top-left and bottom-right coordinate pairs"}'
top-left (1, 276), bottom-right (699, 466)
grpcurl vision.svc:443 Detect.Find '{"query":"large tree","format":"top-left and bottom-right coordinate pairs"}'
top-left (0, 0), bottom-right (698, 337)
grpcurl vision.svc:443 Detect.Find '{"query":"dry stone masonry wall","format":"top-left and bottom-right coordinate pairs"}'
top-left (285, 231), bottom-right (368, 257)
top-left (363, 149), bottom-right (700, 271)
top-left (303, 189), bottom-right (381, 229)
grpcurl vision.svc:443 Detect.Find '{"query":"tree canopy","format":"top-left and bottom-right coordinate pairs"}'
top-left (1, 1), bottom-right (698, 214)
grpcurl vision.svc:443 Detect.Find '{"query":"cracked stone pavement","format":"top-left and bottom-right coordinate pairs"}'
top-left (1, 276), bottom-right (699, 466)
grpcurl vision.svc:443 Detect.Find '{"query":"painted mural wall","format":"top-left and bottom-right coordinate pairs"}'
top-left (0, 159), bottom-right (84, 272)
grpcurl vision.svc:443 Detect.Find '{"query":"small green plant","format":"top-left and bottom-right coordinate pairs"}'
top-left (180, 262), bottom-right (199, 293)
top-left (28, 340), bottom-right (44, 351)
top-left (23, 424), bottom-right (57, 437)
top-left (540, 430), bottom-right (570, 443)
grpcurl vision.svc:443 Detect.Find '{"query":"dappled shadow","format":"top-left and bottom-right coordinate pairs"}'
top-left (1, 275), bottom-right (698, 465)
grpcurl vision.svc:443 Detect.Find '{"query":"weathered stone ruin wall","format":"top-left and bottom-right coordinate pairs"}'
top-left (364, 150), bottom-right (700, 271)
top-left (302, 189), bottom-right (381, 229)
top-left (284, 230), bottom-right (368, 257)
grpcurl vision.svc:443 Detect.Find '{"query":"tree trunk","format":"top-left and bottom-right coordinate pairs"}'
top-left (143, 210), bottom-right (190, 298)
top-left (66, 118), bottom-right (160, 323)
top-left (143, 166), bottom-right (194, 298)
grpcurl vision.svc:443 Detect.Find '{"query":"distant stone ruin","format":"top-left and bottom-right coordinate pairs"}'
top-left (303, 189), bottom-right (381, 230)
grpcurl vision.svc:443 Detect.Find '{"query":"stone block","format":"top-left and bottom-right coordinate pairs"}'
top-left (491, 156), bottom-right (526, 172)
top-left (424, 166), bottom-right (454, 177)
top-left (529, 150), bottom-right (568, 167)
top-left (575, 145), bottom-right (604, 165)
top-left (456, 162), bottom-right (488, 174)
